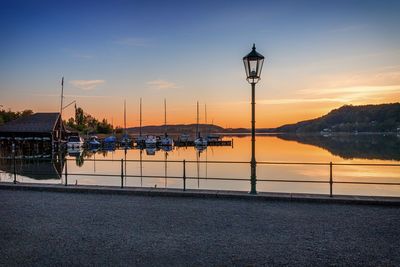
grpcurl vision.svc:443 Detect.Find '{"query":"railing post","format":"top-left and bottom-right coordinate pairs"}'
top-left (13, 153), bottom-right (16, 184)
top-left (183, 160), bottom-right (186, 191)
top-left (64, 158), bottom-right (68, 186)
top-left (121, 158), bottom-right (124, 188)
top-left (329, 162), bottom-right (333, 197)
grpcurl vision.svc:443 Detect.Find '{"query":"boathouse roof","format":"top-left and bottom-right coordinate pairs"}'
top-left (0, 113), bottom-right (61, 133)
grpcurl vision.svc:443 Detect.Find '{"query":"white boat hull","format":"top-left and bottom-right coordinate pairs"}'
top-left (194, 138), bottom-right (207, 146)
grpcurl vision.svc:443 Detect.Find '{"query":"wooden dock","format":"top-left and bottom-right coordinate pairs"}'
top-left (173, 140), bottom-right (232, 147)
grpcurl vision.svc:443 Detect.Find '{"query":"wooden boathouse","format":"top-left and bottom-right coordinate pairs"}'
top-left (0, 113), bottom-right (66, 149)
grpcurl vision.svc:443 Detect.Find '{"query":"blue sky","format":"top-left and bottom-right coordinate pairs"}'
top-left (1, 0), bottom-right (399, 127)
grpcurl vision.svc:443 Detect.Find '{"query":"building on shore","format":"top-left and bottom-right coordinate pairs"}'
top-left (0, 113), bottom-right (67, 149)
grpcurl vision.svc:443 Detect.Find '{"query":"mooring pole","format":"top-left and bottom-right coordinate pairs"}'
top-left (329, 162), bottom-right (333, 197)
top-left (183, 160), bottom-right (186, 191)
top-left (13, 153), bottom-right (16, 184)
top-left (121, 159), bottom-right (124, 188)
top-left (64, 158), bottom-right (68, 186)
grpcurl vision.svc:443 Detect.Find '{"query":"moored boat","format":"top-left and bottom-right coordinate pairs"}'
top-left (145, 135), bottom-right (157, 147)
top-left (88, 136), bottom-right (100, 148)
top-left (67, 135), bottom-right (84, 148)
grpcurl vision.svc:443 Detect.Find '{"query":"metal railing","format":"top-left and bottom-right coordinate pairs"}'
top-left (1, 156), bottom-right (400, 197)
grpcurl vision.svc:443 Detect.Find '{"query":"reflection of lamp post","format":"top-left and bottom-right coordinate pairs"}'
top-left (243, 44), bottom-right (265, 194)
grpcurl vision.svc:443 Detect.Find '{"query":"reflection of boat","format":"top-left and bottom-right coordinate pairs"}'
top-left (145, 135), bottom-right (157, 147)
top-left (67, 136), bottom-right (84, 148)
top-left (160, 145), bottom-right (173, 152)
top-left (146, 147), bottom-right (156, 155)
top-left (88, 147), bottom-right (100, 153)
top-left (67, 147), bottom-right (83, 157)
top-left (195, 143), bottom-right (207, 152)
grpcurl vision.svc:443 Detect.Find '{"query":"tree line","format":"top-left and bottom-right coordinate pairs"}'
top-left (0, 107), bottom-right (120, 135)
top-left (65, 106), bottom-right (122, 134)
top-left (0, 109), bottom-right (34, 125)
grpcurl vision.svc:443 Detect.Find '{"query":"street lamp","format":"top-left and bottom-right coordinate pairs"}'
top-left (243, 43), bottom-right (265, 194)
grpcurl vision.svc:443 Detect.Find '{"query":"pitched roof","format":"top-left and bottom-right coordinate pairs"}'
top-left (0, 113), bottom-right (60, 133)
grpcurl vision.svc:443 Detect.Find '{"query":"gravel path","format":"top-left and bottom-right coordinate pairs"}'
top-left (0, 189), bottom-right (399, 266)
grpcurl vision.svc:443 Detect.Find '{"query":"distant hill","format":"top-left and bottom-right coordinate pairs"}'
top-left (126, 103), bottom-right (400, 135)
top-left (274, 103), bottom-right (400, 133)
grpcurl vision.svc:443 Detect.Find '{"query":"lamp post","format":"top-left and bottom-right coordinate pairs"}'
top-left (243, 44), bottom-right (265, 194)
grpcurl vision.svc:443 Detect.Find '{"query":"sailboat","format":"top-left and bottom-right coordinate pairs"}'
top-left (120, 100), bottom-right (131, 147)
top-left (139, 99), bottom-right (157, 148)
top-left (104, 117), bottom-right (117, 148)
top-left (136, 98), bottom-right (146, 146)
top-left (160, 99), bottom-right (173, 146)
top-left (194, 101), bottom-right (207, 147)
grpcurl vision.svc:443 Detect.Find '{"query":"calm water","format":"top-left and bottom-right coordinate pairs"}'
top-left (1, 134), bottom-right (399, 197)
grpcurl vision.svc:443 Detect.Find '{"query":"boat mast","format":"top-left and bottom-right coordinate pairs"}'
top-left (196, 101), bottom-right (200, 138)
top-left (205, 104), bottom-right (207, 138)
top-left (124, 100), bottom-right (127, 136)
top-left (139, 98), bottom-right (142, 137)
top-left (59, 77), bottom-right (64, 145)
top-left (164, 98), bottom-right (167, 136)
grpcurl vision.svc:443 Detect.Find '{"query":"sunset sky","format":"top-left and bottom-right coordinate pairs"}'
top-left (1, 0), bottom-right (399, 128)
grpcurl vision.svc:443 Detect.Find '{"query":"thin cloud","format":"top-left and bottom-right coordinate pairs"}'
top-left (62, 48), bottom-right (94, 59)
top-left (330, 24), bottom-right (365, 33)
top-left (258, 98), bottom-right (351, 105)
top-left (147, 80), bottom-right (178, 90)
top-left (299, 85), bottom-right (400, 96)
top-left (73, 54), bottom-right (93, 59)
top-left (260, 85), bottom-right (400, 105)
top-left (33, 93), bottom-right (111, 98)
top-left (69, 80), bottom-right (106, 90)
top-left (114, 37), bottom-right (151, 47)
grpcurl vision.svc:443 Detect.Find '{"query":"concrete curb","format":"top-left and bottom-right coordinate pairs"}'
top-left (1, 183), bottom-right (399, 206)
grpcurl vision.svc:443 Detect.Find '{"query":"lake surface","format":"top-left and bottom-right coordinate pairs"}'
top-left (1, 134), bottom-right (399, 197)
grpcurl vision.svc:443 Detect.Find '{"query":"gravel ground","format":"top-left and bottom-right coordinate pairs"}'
top-left (0, 190), bottom-right (399, 266)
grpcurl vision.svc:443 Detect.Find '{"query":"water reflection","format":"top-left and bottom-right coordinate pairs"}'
top-left (0, 154), bottom-right (63, 181)
top-left (276, 133), bottom-right (400, 161)
top-left (1, 135), bottom-right (399, 197)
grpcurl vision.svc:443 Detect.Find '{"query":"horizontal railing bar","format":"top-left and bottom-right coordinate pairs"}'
top-left (257, 161), bottom-right (330, 166)
top-left (9, 172), bottom-right (60, 176)
top-left (66, 173), bottom-right (121, 177)
top-left (185, 176), bottom-right (250, 181)
top-left (333, 163), bottom-right (400, 167)
top-left (334, 181), bottom-right (400, 185)
top-left (125, 175), bottom-right (184, 179)
top-left (257, 179), bottom-right (328, 183)
top-left (4, 172), bottom-right (400, 186)
top-left (2, 157), bottom-right (400, 167)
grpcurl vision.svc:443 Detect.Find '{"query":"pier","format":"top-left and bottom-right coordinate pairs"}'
top-left (173, 139), bottom-right (233, 147)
